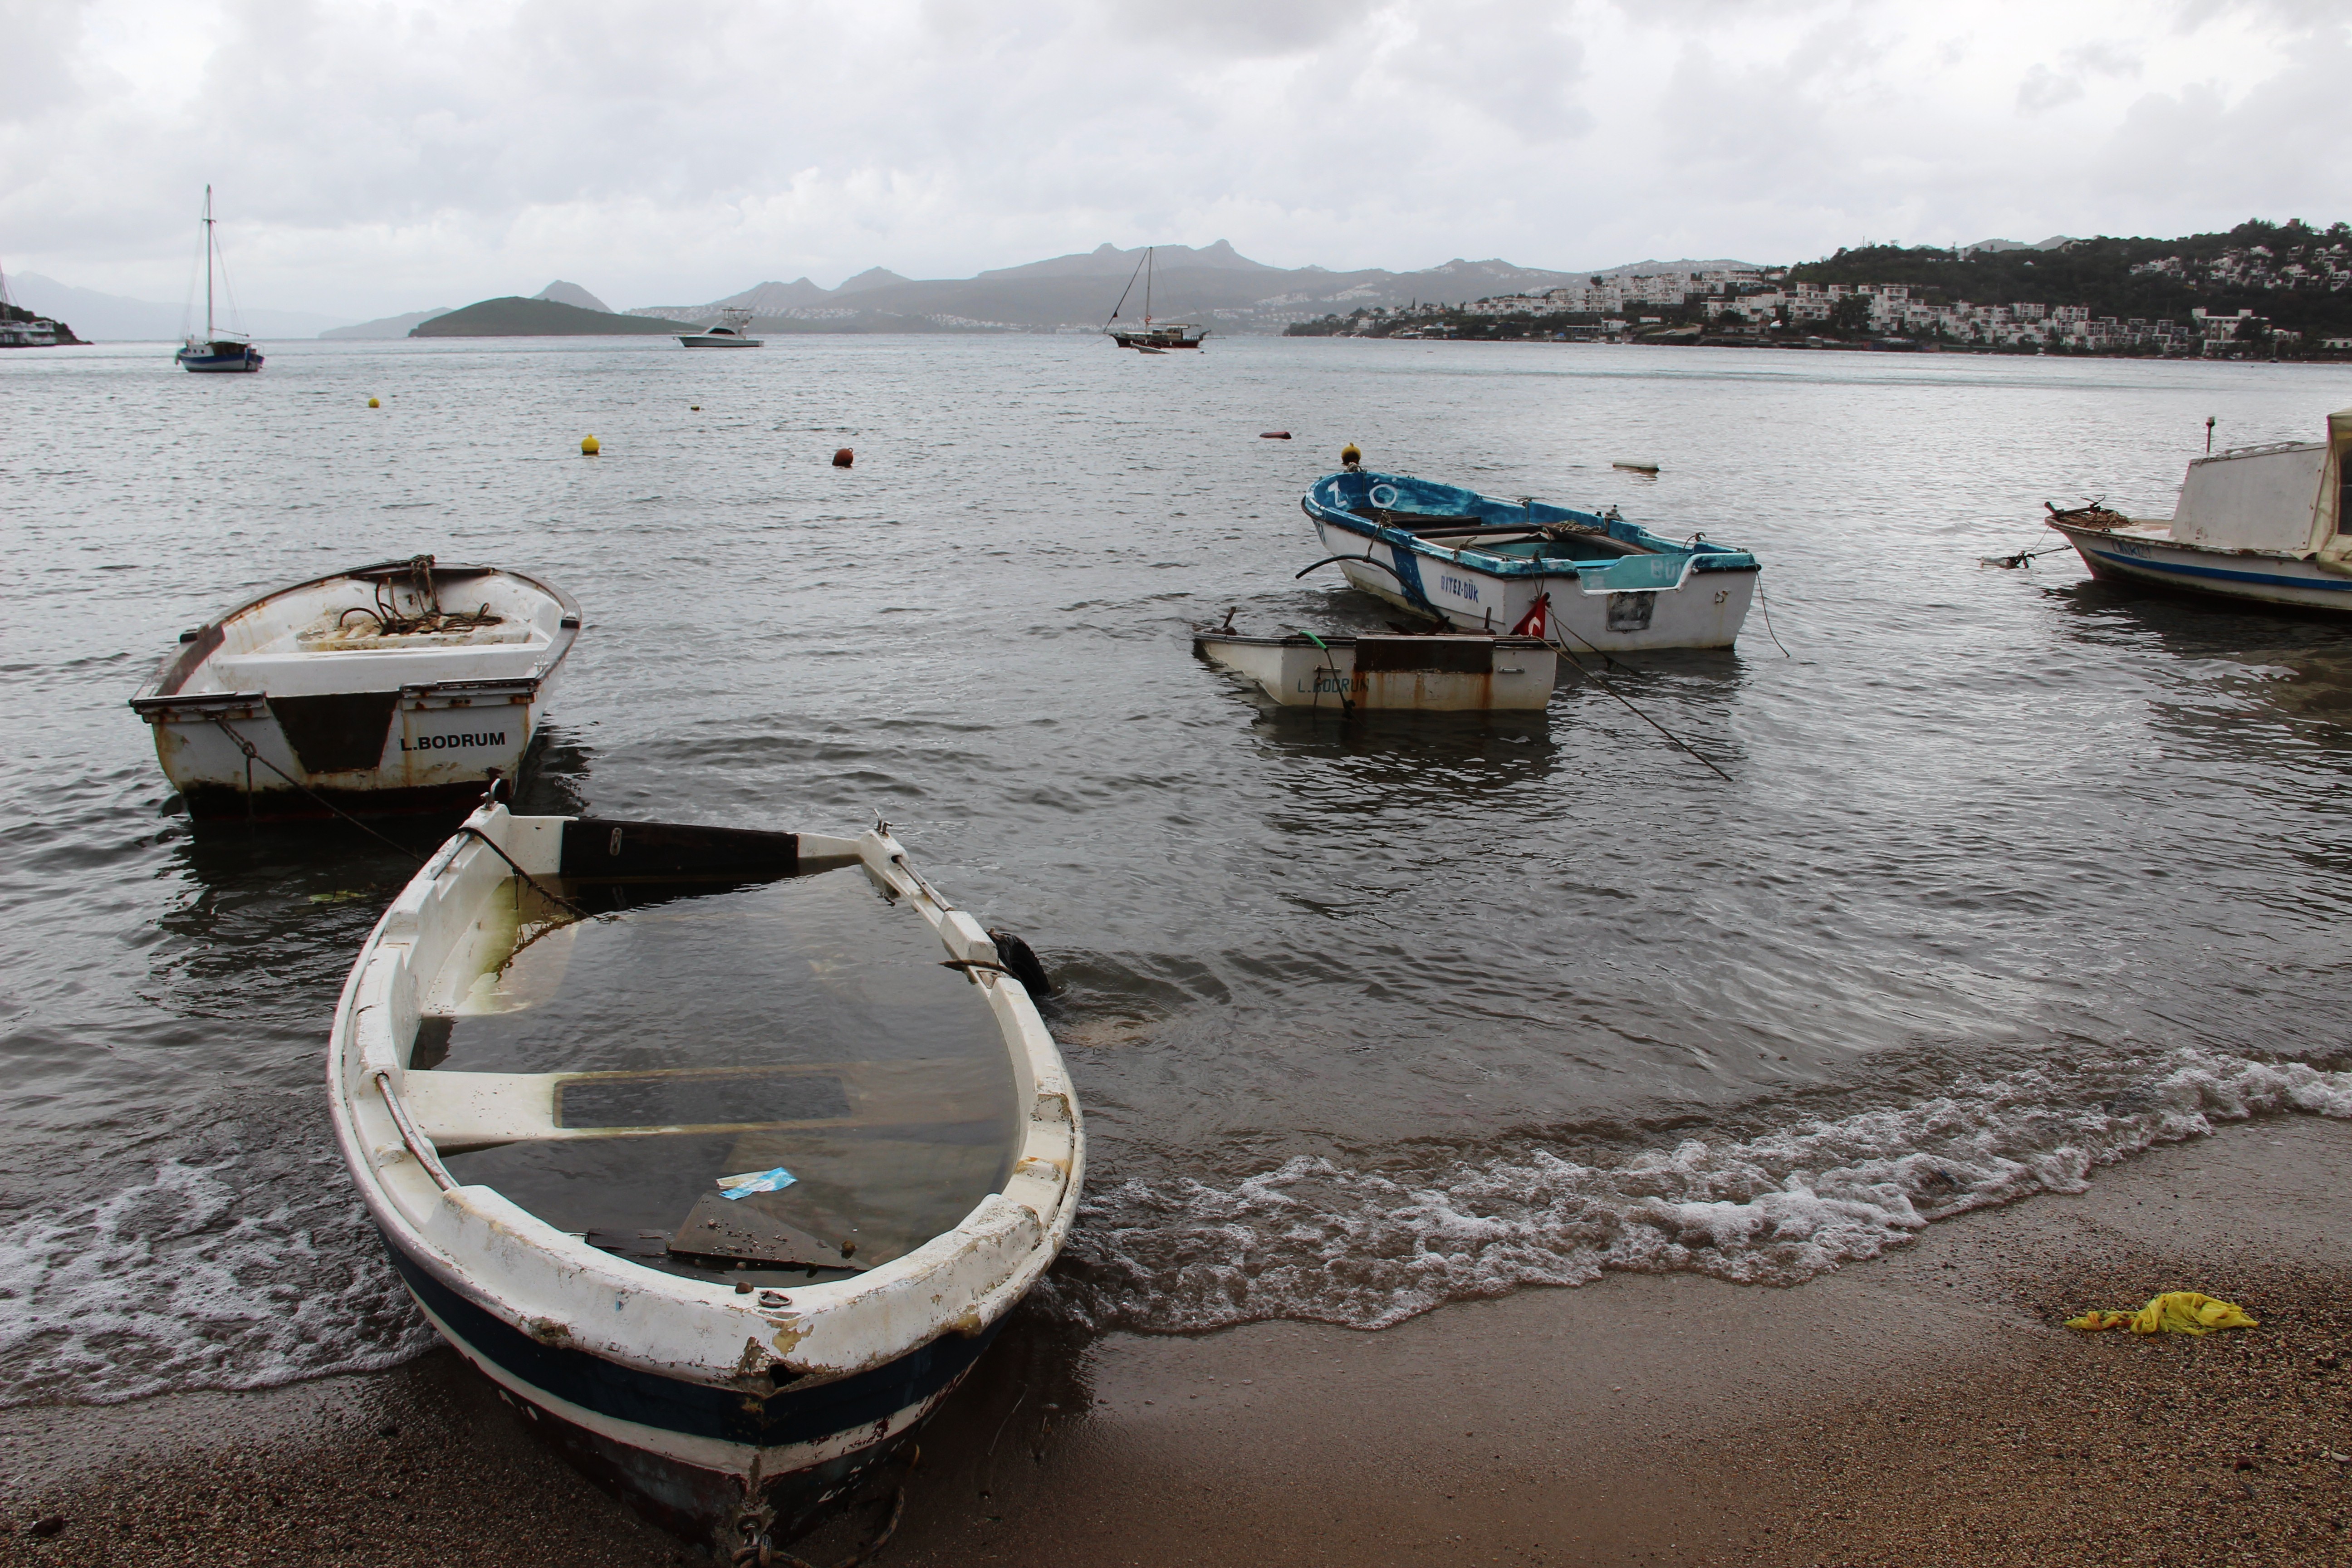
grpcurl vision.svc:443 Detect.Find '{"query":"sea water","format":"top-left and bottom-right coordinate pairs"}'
top-left (4, 333), bottom-right (2352, 1404)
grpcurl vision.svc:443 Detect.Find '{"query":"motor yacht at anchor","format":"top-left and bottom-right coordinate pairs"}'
top-left (129, 556), bottom-right (578, 819)
top-left (1299, 470), bottom-right (1760, 651)
top-left (2045, 409), bottom-right (2352, 612)
top-left (678, 308), bottom-right (764, 348)
top-left (328, 803), bottom-right (1080, 1560)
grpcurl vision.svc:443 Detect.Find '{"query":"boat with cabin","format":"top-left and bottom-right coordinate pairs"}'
top-left (1103, 247), bottom-right (1207, 349)
top-left (129, 556), bottom-right (578, 819)
top-left (176, 186), bottom-right (264, 373)
top-left (328, 800), bottom-right (1080, 1560)
top-left (678, 308), bottom-right (764, 348)
top-left (1299, 470), bottom-right (1760, 651)
top-left (2045, 410), bottom-right (2352, 612)
top-left (1194, 628), bottom-right (1556, 712)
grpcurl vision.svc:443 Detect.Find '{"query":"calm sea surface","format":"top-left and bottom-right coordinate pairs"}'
top-left (5, 334), bottom-right (2352, 1404)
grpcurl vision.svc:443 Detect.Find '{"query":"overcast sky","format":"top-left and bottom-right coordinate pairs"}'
top-left (3, 0), bottom-right (2346, 318)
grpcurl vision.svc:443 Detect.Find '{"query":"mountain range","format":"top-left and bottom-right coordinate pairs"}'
top-left (2, 272), bottom-right (352, 340)
top-left (615, 242), bottom-right (1764, 336)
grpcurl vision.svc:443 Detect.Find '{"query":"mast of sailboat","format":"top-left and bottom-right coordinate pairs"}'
top-left (201, 186), bottom-right (216, 342)
top-left (1143, 247), bottom-right (1152, 328)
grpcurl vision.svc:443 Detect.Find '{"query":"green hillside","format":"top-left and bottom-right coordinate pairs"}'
top-left (1789, 220), bottom-right (2352, 339)
top-left (411, 297), bottom-right (691, 337)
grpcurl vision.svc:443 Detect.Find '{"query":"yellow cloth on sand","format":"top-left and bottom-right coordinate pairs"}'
top-left (2065, 1292), bottom-right (2259, 1335)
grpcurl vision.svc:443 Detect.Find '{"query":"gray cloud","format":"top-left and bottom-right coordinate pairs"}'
top-left (0, 0), bottom-right (2345, 317)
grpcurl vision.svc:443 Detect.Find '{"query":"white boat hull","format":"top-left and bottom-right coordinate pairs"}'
top-left (1194, 632), bottom-right (1555, 711)
top-left (328, 808), bottom-right (1083, 1554)
top-left (1309, 517), bottom-right (1756, 651)
top-left (2051, 521), bottom-right (2352, 612)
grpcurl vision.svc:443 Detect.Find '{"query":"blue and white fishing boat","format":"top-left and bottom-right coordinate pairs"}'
top-left (2046, 410), bottom-right (2352, 612)
top-left (176, 186), bottom-right (263, 373)
top-left (1299, 470), bottom-right (1760, 651)
top-left (329, 803), bottom-right (1079, 1561)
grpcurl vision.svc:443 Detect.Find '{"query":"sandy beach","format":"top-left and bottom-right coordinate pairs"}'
top-left (5, 1112), bottom-right (2345, 1566)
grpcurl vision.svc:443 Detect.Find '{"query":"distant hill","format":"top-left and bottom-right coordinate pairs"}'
top-left (412, 297), bottom-right (692, 337)
top-left (622, 243), bottom-right (1614, 336)
top-left (1, 272), bottom-right (350, 340)
top-left (322, 307), bottom-right (454, 339)
top-left (534, 280), bottom-right (612, 312)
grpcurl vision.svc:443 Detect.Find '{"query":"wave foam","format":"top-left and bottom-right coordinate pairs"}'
top-left (0, 1155), bottom-right (435, 1407)
top-left (1041, 1048), bottom-right (2352, 1333)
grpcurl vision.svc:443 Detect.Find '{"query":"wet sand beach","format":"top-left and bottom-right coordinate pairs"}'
top-left (7, 1112), bottom-right (2346, 1565)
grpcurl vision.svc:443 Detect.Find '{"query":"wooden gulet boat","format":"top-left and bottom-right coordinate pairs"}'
top-left (129, 557), bottom-right (578, 820)
top-left (328, 803), bottom-right (1081, 1560)
top-left (2044, 409), bottom-right (2352, 612)
top-left (1300, 470), bottom-right (1761, 652)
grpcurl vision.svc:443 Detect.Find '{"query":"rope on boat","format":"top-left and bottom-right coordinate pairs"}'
top-left (339, 554), bottom-right (504, 637)
top-left (207, 715), bottom-right (431, 861)
top-left (205, 716), bottom-right (599, 931)
top-left (1535, 609), bottom-right (1735, 783)
top-left (1755, 583), bottom-right (1792, 657)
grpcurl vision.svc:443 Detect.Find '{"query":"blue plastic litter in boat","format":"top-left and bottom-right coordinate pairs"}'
top-left (715, 1167), bottom-right (797, 1199)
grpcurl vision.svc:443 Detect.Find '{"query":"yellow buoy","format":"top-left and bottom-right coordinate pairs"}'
top-left (690, 404), bottom-right (701, 411)
top-left (367, 397), bottom-right (380, 408)
top-left (581, 435), bottom-right (600, 456)
top-left (1340, 442), bottom-right (1362, 469)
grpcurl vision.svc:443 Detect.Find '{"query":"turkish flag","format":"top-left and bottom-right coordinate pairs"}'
top-left (1511, 593), bottom-right (1549, 638)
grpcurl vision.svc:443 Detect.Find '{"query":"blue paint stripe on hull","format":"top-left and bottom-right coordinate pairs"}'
top-left (379, 1230), bottom-right (1000, 1449)
top-left (2083, 546), bottom-right (2352, 593)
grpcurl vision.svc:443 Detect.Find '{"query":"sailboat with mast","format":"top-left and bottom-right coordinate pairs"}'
top-left (1103, 247), bottom-right (1207, 350)
top-left (176, 186), bottom-right (263, 373)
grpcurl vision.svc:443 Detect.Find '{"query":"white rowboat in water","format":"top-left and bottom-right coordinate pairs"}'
top-left (1193, 631), bottom-right (1556, 711)
top-left (328, 803), bottom-right (1082, 1558)
top-left (129, 557), bottom-right (578, 819)
top-left (2045, 408), bottom-right (2352, 613)
top-left (1300, 470), bottom-right (1760, 651)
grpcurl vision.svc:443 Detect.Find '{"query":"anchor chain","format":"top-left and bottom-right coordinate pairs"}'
top-left (730, 1446), bottom-right (917, 1568)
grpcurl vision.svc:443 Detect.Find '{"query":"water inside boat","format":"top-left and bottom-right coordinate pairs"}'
top-left (426, 862), bottom-right (1021, 1287)
top-left (1348, 508), bottom-right (1645, 562)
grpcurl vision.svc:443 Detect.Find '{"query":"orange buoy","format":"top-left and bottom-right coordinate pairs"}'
top-left (832, 448), bottom-right (853, 468)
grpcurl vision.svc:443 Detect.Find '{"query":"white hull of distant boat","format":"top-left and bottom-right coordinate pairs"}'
top-left (2048, 411), bottom-right (2352, 613)
top-left (679, 309), bottom-right (763, 348)
top-left (129, 558), bottom-right (578, 819)
top-left (328, 805), bottom-right (1081, 1557)
top-left (1194, 632), bottom-right (1556, 711)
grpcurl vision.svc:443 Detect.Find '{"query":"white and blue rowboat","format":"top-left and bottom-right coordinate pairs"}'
top-left (1194, 630), bottom-right (1556, 711)
top-left (129, 557), bottom-right (578, 820)
top-left (328, 804), bottom-right (1082, 1559)
top-left (1300, 470), bottom-right (1760, 650)
top-left (2047, 409), bottom-right (2352, 613)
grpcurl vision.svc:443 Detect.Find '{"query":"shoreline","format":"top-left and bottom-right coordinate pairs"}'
top-left (6, 1113), bottom-right (2347, 1563)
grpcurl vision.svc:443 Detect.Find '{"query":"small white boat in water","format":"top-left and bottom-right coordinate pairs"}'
top-left (129, 557), bottom-right (578, 819)
top-left (2046, 409), bottom-right (2352, 612)
top-left (1301, 470), bottom-right (1759, 650)
top-left (1194, 629), bottom-right (1555, 712)
top-left (678, 308), bottom-right (764, 348)
top-left (328, 803), bottom-right (1081, 1558)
